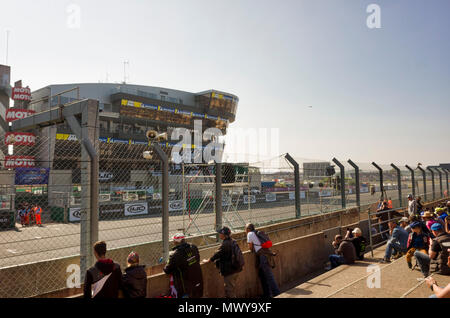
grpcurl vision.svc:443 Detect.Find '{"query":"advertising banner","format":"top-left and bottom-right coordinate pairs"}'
top-left (124, 202), bottom-right (148, 216)
top-left (15, 168), bottom-right (49, 185)
top-left (69, 207), bottom-right (82, 222)
top-left (99, 204), bottom-right (124, 219)
top-left (289, 191), bottom-right (306, 200)
top-left (4, 156), bottom-right (35, 168)
top-left (243, 195), bottom-right (256, 204)
top-left (169, 200), bottom-right (186, 212)
top-left (319, 190), bottom-right (333, 197)
top-left (5, 132), bottom-right (36, 146)
top-left (5, 109), bottom-right (35, 122)
top-left (265, 193), bottom-right (277, 202)
top-left (12, 87), bottom-right (31, 101)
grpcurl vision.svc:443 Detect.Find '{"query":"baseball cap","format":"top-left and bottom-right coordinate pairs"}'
top-left (400, 217), bottom-right (409, 223)
top-left (172, 233), bottom-right (186, 243)
top-left (352, 228), bottom-right (362, 235)
top-left (217, 226), bottom-right (231, 236)
top-left (408, 194), bottom-right (413, 199)
top-left (430, 223), bottom-right (443, 231)
top-left (127, 251), bottom-right (139, 264)
top-left (410, 221), bottom-right (421, 229)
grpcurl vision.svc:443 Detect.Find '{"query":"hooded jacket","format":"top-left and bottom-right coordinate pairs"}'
top-left (122, 265), bottom-right (147, 298)
top-left (83, 259), bottom-right (122, 298)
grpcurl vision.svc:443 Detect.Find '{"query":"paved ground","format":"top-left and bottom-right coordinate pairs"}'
top-left (278, 245), bottom-right (450, 298)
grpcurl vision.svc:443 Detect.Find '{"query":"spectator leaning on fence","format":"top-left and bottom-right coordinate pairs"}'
top-left (425, 246), bottom-right (450, 298)
top-left (83, 241), bottom-right (123, 298)
top-left (203, 227), bottom-right (243, 298)
top-left (408, 194), bottom-right (417, 217)
top-left (327, 234), bottom-right (357, 270)
top-left (406, 222), bottom-right (430, 270)
top-left (245, 223), bottom-right (280, 298)
top-left (414, 223), bottom-right (450, 277)
top-left (121, 251), bottom-right (147, 298)
top-left (163, 233), bottom-right (203, 298)
top-left (382, 220), bottom-right (409, 263)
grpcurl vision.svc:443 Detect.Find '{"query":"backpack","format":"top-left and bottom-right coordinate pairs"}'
top-left (230, 240), bottom-right (245, 272)
top-left (255, 230), bottom-right (273, 249)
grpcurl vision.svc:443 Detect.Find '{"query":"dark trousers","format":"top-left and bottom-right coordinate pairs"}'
top-left (329, 254), bottom-right (346, 269)
top-left (258, 254), bottom-right (280, 298)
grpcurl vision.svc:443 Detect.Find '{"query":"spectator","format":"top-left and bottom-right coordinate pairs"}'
top-left (414, 223), bottom-right (450, 277)
top-left (83, 241), bottom-right (122, 298)
top-left (382, 220), bottom-right (409, 263)
top-left (422, 211), bottom-right (439, 233)
top-left (435, 207), bottom-right (448, 224)
top-left (203, 227), bottom-right (242, 298)
top-left (406, 222), bottom-right (430, 269)
top-left (408, 194), bottom-right (417, 217)
top-left (122, 252), bottom-right (147, 298)
top-left (446, 216), bottom-right (450, 234)
top-left (18, 204), bottom-right (26, 227)
top-left (345, 228), bottom-right (367, 261)
top-left (328, 234), bottom-right (357, 269)
top-left (163, 233), bottom-right (203, 298)
top-left (387, 198), bottom-right (393, 209)
top-left (407, 215), bottom-right (431, 237)
top-left (399, 217), bottom-right (411, 233)
top-left (33, 204), bottom-right (43, 227)
top-left (376, 201), bottom-right (403, 241)
top-left (245, 223), bottom-right (280, 298)
top-left (425, 246), bottom-right (450, 298)
top-left (416, 196), bottom-right (424, 214)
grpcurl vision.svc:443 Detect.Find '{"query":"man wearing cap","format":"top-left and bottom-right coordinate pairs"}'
top-left (407, 194), bottom-right (417, 217)
top-left (382, 220), bottom-right (409, 263)
top-left (399, 217), bottom-right (411, 233)
top-left (414, 223), bottom-right (450, 277)
top-left (121, 251), bottom-right (147, 298)
top-left (346, 228), bottom-right (367, 261)
top-left (163, 233), bottom-right (203, 298)
top-left (203, 227), bottom-right (241, 298)
top-left (406, 222), bottom-right (430, 269)
top-left (435, 207), bottom-right (448, 224)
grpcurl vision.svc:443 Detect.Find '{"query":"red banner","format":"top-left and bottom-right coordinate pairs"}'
top-left (4, 156), bottom-right (35, 168)
top-left (12, 87), bottom-right (31, 101)
top-left (4, 132), bottom-right (36, 146)
top-left (5, 109), bottom-right (35, 122)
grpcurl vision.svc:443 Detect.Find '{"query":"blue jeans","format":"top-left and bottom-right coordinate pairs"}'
top-left (258, 254), bottom-right (280, 298)
top-left (329, 254), bottom-right (346, 269)
top-left (379, 224), bottom-right (389, 241)
top-left (384, 240), bottom-right (406, 259)
top-left (414, 250), bottom-right (430, 277)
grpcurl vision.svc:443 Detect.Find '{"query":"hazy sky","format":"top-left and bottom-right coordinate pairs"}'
top-left (1, 0), bottom-right (449, 166)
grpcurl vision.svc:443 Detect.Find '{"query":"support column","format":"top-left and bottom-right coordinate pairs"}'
top-left (332, 158), bottom-right (346, 209)
top-left (405, 165), bottom-right (415, 198)
top-left (348, 159), bottom-right (360, 208)
top-left (285, 153), bottom-right (301, 218)
top-left (372, 162), bottom-right (384, 200)
top-left (391, 164), bottom-right (402, 208)
top-left (215, 162), bottom-right (223, 242)
top-left (427, 167), bottom-right (435, 201)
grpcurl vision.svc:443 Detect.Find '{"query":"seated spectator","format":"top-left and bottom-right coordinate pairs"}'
top-left (435, 207), bottom-right (448, 225)
top-left (328, 234), bottom-right (357, 269)
top-left (408, 215), bottom-right (431, 236)
top-left (425, 246), bottom-right (450, 298)
top-left (122, 252), bottom-right (147, 298)
top-left (382, 220), bottom-right (409, 263)
top-left (345, 228), bottom-right (367, 261)
top-left (406, 222), bottom-right (430, 269)
top-left (422, 211), bottom-right (440, 237)
top-left (414, 223), bottom-right (450, 277)
top-left (399, 217), bottom-right (411, 233)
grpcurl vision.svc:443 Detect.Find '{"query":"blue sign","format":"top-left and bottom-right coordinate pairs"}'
top-left (15, 168), bottom-right (50, 185)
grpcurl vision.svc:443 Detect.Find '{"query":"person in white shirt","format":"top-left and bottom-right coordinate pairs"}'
top-left (245, 223), bottom-right (280, 298)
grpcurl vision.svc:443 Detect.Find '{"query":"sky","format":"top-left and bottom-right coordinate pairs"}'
top-left (0, 0), bottom-right (449, 167)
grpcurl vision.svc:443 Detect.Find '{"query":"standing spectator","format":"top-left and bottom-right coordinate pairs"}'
top-left (328, 234), bottom-right (357, 269)
top-left (425, 245), bottom-right (450, 298)
top-left (399, 217), bottom-right (411, 233)
top-left (382, 220), bottom-right (409, 262)
top-left (18, 204), bottom-right (26, 227)
top-left (203, 227), bottom-right (242, 298)
top-left (23, 202), bottom-right (30, 226)
top-left (416, 196), bottom-right (424, 215)
top-left (345, 228), bottom-right (367, 261)
top-left (33, 204), bottom-right (43, 227)
top-left (245, 223), bottom-right (280, 298)
top-left (414, 223), bottom-right (450, 277)
top-left (122, 252), bottom-right (147, 298)
top-left (408, 194), bottom-right (417, 217)
top-left (83, 241), bottom-right (122, 298)
top-left (163, 233), bottom-right (203, 298)
top-left (406, 222), bottom-right (430, 269)
top-left (376, 201), bottom-right (403, 241)
top-left (387, 198), bottom-right (393, 209)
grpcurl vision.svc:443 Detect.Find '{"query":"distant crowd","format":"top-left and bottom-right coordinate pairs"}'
top-left (17, 202), bottom-right (43, 227)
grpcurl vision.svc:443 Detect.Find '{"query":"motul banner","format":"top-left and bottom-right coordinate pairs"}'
top-left (5, 109), bottom-right (35, 122)
top-left (12, 87), bottom-right (31, 101)
top-left (4, 132), bottom-right (36, 146)
top-left (4, 156), bottom-right (35, 168)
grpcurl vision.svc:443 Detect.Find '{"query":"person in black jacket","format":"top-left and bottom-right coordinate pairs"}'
top-left (83, 241), bottom-right (122, 298)
top-left (163, 233), bottom-right (203, 298)
top-left (122, 251), bottom-right (147, 298)
top-left (203, 227), bottom-right (240, 298)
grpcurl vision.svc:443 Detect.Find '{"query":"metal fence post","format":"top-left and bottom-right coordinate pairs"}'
top-left (332, 158), bottom-right (346, 209)
top-left (444, 168), bottom-right (450, 197)
top-left (152, 144), bottom-right (170, 262)
top-left (285, 153), bottom-right (301, 218)
top-left (417, 166), bottom-right (427, 201)
top-left (405, 165), bottom-right (415, 198)
top-left (372, 162), bottom-right (384, 200)
top-left (215, 162), bottom-right (223, 242)
top-left (347, 159), bottom-right (360, 208)
top-left (427, 167), bottom-right (435, 201)
top-left (436, 168), bottom-right (443, 199)
top-left (391, 164), bottom-right (402, 208)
